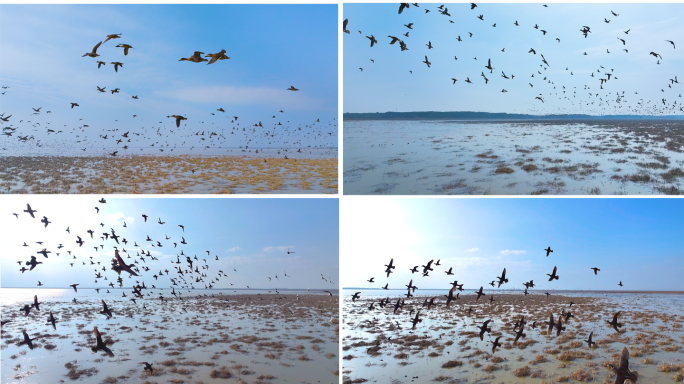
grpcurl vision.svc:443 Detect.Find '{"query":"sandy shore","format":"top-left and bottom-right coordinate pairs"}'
top-left (343, 292), bottom-right (684, 383)
top-left (2, 293), bottom-right (339, 383)
top-left (1, 155), bottom-right (338, 194)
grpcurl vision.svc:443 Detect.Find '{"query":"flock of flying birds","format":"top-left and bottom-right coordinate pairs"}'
top-left (344, 3), bottom-right (682, 116)
top-left (1, 32), bottom-right (336, 156)
top-left (3, 200), bottom-right (335, 376)
top-left (350, 248), bottom-right (637, 384)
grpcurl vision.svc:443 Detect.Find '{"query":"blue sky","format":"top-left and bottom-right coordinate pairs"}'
top-left (0, 197), bottom-right (339, 290)
top-left (344, 3), bottom-right (684, 115)
top-left (0, 4), bottom-right (337, 152)
top-left (341, 198), bottom-right (684, 291)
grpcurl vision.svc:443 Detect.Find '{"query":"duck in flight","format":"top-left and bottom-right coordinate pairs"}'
top-left (609, 347), bottom-right (638, 384)
top-left (591, 267), bottom-right (600, 275)
top-left (19, 331), bottom-right (38, 349)
top-left (496, 268), bottom-right (508, 288)
top-left (585, 331), bottom-right (596, 348)
top-left (83, 42), bottom-right (102, 58)
top-left (485, 58), bottom-right (494, 73)
top-left (475, 286), bottom-right (485, 301)
top-left (385, 258), bottom-right (396, 277)
top-left (544, 247), bottom-right (553, 256)
top-left (411, 311), bottom-right (422, 329)
top-left (477, 319), bottom-right (492, 340)
top-left (547, 266), bottom-right (559, 281)
top-left (607, 311), bottom-right (623, 333)
top-left (100, 300), bottom-right (113, 318)
top-left (490, 336), bottom-right (502, 353)
top-left (91, 327), bottom-right (114, 357)
top-left (47, 311), bottom-right (57, 329)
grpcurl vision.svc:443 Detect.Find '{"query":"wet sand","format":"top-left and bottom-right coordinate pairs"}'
top-left (1, 155), bottom-right (338, 194)
top-left (343, 291), bottom-right (684, 384)
top-left (2, 293), bottom-right (339, 384)
top-left (344, 120), bottom-right (684, 195)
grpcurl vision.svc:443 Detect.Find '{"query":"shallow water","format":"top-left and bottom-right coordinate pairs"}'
top-left (343, 120), bottom-right (684, 195)
top-left (342, 289), bottom-right (684, 384)
top-left (2, 289), bottom-right (339, 384)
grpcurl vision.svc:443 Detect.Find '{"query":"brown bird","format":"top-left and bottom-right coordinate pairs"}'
top-left (609, 347), bottom-right (638, 384)
top-left (91, 327), bottom-right (114, 357)
top-left (83, 42), bottom-right (102, 57)
top-left (171, 115), bottom-right (187, 128)
top-left (207, 49), bottom-right (227, 65)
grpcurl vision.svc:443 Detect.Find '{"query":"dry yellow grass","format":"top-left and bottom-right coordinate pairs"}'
top-left (1, 155), bottom-right (338, 194)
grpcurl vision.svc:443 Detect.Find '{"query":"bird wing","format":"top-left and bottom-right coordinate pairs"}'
top-left (94, 327), bottom-right (103, 343)
top-left (619, 347), bottom-right (630, 370)
top-left (92, 41), bottom-right (102, 53)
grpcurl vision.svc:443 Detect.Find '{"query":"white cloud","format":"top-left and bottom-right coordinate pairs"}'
top-left (107, 212), bottom-right (133, 226)
top-left (466, 247), bottom-right (480, 252)
top-left (500, 250), bottom-right (527, 256)
top-left (226, 246), bottom-right (241, 252)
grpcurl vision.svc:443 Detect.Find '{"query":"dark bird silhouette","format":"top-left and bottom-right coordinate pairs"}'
top-left (485, 58), bottom-right (494, 73)
top-left (19, 331), bottom-right (38, 349)
top-left (547, 266), bottom-right (559, 281)
top-left (591, 267), bottom-right (600, 275)
top-left (477, 319), bottom-right (492, 340)
top-left (514, 323), bottom-right (526, 344)
top-left (607, 311), bottom-right (623, 333)
top-left (496, 268), bottom-right (508, 288)
top-left (385, 258), bottom-right (396, 277)
top-left (411, 310), bottom-right (422, 329)
top-left (585, 331), bottom-right (596, 348)
top-left (15, 189), bottom-right (32, 211)
top-left (609, 347), bottom-right (639, 384)
top-left (475, 286), bottom-right (485, 302)
top-left (445, 285), bottom-right (459, 308)
top-left (100, 300), bottom-right (112, 319)
top-left (91, 327), bottom-right (114, 357)
top-left (141, 362), bottom-right (154, 375)
top-left (491, 335), bottom-right (502, 353)
top-left (47, 311), bottom-right (57, 329)
top-left (352, 292), bottom-right (361, 302)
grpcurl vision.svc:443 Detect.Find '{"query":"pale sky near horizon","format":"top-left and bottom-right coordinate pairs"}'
top-left (341, 198), bottom-right (684, 291)
top-left (0, 4), bottom-right (337, 152)
top-left (344, 3), bottom-right (684, 115)
top-left (0, 197), bottom-right (339, 290)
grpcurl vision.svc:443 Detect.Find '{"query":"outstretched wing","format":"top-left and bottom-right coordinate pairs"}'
top-left (619, 347), bottom-right (630, 370)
